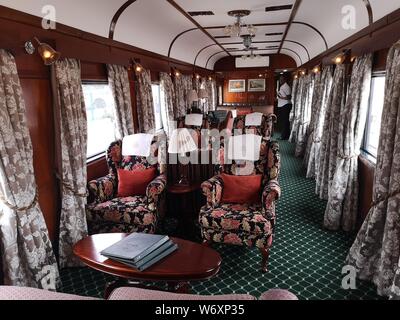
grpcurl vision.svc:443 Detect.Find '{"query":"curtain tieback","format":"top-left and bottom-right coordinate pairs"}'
top-left (338, 153), bottom-right (358, 160)
top-left (0, 189), bottom-right (39, 211)
top-left (372, 189), bottom-right (400, 207)
top-left (56, 173), bottom-right (88, 198)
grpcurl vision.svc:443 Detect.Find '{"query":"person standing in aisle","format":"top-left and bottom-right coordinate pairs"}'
top-left (277, 75), bottom-right (292, 140)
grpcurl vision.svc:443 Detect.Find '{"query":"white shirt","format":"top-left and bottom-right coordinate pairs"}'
top-left (277, 82), bottom-right (292, 108)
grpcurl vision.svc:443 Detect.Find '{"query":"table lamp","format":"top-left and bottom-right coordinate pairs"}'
top-left (168, 128), bottom-right (198, 185)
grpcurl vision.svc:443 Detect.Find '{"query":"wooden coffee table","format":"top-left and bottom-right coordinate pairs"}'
top-left (73, 233), bottom-right (221, 297)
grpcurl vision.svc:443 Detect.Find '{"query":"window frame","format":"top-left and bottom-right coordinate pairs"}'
top-left (361, 72), bottom-right (386, 163)
top-left (82, 80), bottom-right (118, 164)
top-left (151, 82), bottom-right (164, 133)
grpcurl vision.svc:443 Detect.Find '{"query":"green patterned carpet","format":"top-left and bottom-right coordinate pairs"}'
top-left (59, 140), bottom-right (382, 300)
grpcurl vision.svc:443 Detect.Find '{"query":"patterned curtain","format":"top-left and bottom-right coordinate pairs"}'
top-left (136, 69), bottom-right (155, 133)
top-left (107, 64), bottom-right (135, 138)
top-left (324, 54), bottom-right (373, 231)
top-left (304, 66), bottom-right (333, 179)
top-left (289, 76), bottom-right (304, 143)
top-left (289, 78), bottom-right (299, 125)
top-left (174, 74), bottom-right (192, 118)
top-left (0, 49), bottom-right (59, 289)
top-left (346, 41), bottom-right (400, 299)
top-left (294, 74), bottom-right (315, 157)
top-left (194, 76), bottom-right (200, 92)
top-left (316, 64), bottom-right (347, 200)
top-left (205, 79), bottom-right (214, 113)
top-left (211, 79), bottom-right (218, 111)
top-left (52, 58), bottom-right (88, 268)
top-left (160, 72), bottom-right (176, 136)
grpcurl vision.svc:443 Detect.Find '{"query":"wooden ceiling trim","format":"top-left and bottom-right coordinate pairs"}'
top-left (109, 0), bottom-right (137, 39)
top-left (280, 47), bottom-right (303, 65)
top-left (206, 47), bottom-right (303, 68)
top-left (297, 7), bottom-right (400, 70)
top-left (205, 50), bottom-right (228, 69)
top-left (278, 0), bottom-right (303, 54)
top-left (167, 27), bottom-right (198, 58)
top-left (217, 39), bottom-right (310, 60)
top-left (193, 43), bottom-right (218, 66)
top-left (362, 0), bottom-right (374, 25)
top-left (293, 21), bottom-right (329, 50)
top-left (168, 20), bottom-right (327, 64)
top-left (166, 0), bottom-right (231, 56)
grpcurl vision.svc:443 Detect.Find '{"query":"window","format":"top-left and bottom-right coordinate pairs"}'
top-left (152, 84), bottom-right (163, 131)
top-left (363, 75), bottom-right (386, 159)
top-left (82, 83), bottom-right (118, 159)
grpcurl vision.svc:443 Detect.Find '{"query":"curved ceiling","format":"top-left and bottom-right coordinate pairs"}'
top-left (0, 0), bottom-right (399, 69)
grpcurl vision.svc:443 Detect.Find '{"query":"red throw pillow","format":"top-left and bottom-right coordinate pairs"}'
top-left (221, 173), bottom-right (262, 204)
top-left (117, 167), bottom-right (157, 197)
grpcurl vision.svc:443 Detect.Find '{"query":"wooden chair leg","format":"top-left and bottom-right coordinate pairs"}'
top-left (259, 247), bottom-right (270, 273)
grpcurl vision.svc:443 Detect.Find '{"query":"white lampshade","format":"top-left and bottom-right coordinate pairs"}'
top-left (168, 128), bottom-right (198, 154)
top-left (188, 89), bottom-right (198, 104)
top-left (198, 89), bottom-right (208, 99)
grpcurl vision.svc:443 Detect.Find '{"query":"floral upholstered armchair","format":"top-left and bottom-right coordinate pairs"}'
top-left (233, 113), bottom-right (277, 140)
top-left (86, 140), bottom-right (167, 234)
top-left (199, 138), bottom-right (281, 272)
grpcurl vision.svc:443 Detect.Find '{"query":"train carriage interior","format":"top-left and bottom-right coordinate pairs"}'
top-left (0, 0), bottom-right (400, 304)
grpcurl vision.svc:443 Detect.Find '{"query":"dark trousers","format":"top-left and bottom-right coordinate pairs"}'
top-left (277, 103), bottom-right (292, 140)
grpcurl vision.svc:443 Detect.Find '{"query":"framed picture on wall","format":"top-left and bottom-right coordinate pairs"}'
top-left (228, 79), bottom-right (246, 92)
top-left (248, 79), bottom-right (266, 92)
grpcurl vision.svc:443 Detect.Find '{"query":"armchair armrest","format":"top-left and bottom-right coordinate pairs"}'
top-left (262, 179), bottom-right (281, 220)
top-left (87, 175), bottom-right (117, 204)
top-left (146, 174), bottom-right (167, 204)
top-left (201, 175), bottom-right (223, 208)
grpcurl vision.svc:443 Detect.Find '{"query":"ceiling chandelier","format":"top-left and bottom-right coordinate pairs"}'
top-left (241, 48), bottom-right (260, 60)
top-left (242, 34), bottom-right (253, 50)
top-left (224, 10), bottom-right (257, 37)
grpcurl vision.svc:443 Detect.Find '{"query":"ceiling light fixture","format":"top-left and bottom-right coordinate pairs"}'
top-left (242, 34), bottom-right (253, 50)
top-left (24, 37), bottom-right (61, 65)
top-left (224, 10), bottom-right (257, 38)
top-left (241, 48), bottom-right (259, 60)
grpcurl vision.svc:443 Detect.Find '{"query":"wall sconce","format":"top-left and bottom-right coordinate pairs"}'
top-left (333, 49), bottom-right (351, 65)
top-left (130, 58), bottom-right (144, 73)
top-left (174, 69), bottom-right (181, 77)
top-left (24, 37), bottom-right (61, 65)
top-left (300, 70), bottom-right (306, 76)
top-left (312, 64), bottom-right (321, 74)
top-left (208, 76), bottom-right (213, 81)
top-left (195, 74), bottom-right (201, 80)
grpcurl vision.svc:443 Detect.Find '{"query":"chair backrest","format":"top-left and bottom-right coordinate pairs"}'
top-left (106, 139), bottom-right (159, 177)
top-left (233, 113), bottom-right (277, 140)
top-left (215, 136), bottom-right (280, 187)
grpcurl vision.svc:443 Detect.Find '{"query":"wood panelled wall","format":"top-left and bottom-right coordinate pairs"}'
top-left (221, 71), bottom-right (274, 105)
top-left (0, 6), bottom-right (214, 241)
top-left (215, 55), bottom-right (296, 106)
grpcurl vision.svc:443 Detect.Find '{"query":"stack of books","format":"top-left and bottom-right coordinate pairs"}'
top-left (100, 233), bottom-right (178, 271)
